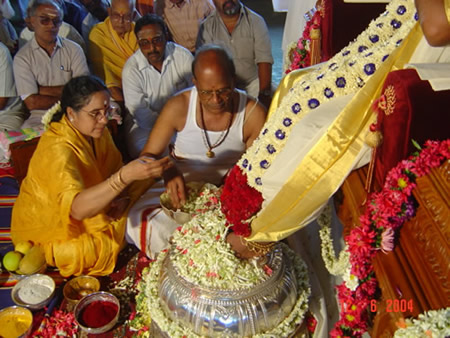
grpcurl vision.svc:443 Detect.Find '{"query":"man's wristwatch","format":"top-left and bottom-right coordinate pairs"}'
top-left (259, 89), bottom-right (271, 97)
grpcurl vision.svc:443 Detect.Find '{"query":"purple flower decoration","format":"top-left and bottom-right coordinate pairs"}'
top-left (255, 177), bottom-right (262, 185)
top-left (414, 12), bottom-right (418, 20)
top-left (397, 5), bottom-right (406, 15)
top-left (291, 103), bottom-right (301, 114)
top-left (391, 19), bottom-right (402, 29)
top-left (396, 39), bottom-right (403, 46)
top-left (303, 86), bottom-right (310, 91)
top-left (260, 160), bottom-right (270, 169)
top-left (336, 77), bottom-right (346, 88)
top-left (308, 98), bottom-right (320, 109)
top-left (275, 129), bottom-right (285, 140)
top-left (329, 62), bottom-right (338, 71)
top-left (364, 63), bottom-right (376, 75)
top-left (317, 74), bottom-right (325, 80)
top-left (266, 144), bottom-right (276, 154)
top-left (376, 22), bottom-right (384, 28)
top-left (248, 164), bottom-right (252, 171)
top-left (382, 54), bottom-right (389, 62)
top-left (358, 46), bottom-right (368, 53)
top-left (262, 128), bottom-right (268, 135)
top-left (283, 118), bottom-right (292, 127)
top-left (324, 88), bottom-right (334, 98)
top-left (369, 35), bottom-right (379, 43)
top-left (342, 50), bottom-right (350, 56)
top-left (242, 159), bottom-right (248, 168)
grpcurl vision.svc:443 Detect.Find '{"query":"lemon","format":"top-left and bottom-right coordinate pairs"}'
top-left (2, 251), bottom-right (23, 272)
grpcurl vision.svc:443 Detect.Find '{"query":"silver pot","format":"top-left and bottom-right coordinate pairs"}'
top-left (157, 244), bottom-right (298, 337)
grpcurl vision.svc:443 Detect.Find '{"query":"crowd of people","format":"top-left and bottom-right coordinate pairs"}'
top-left (5, 0), bottom-right (272, 275)
top-left (0, 0), bottom-right (274, 136)
top-left (4, 0), bottom-right (450, 290)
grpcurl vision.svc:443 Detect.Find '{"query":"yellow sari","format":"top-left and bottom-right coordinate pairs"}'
top-left (11, 116), bottom-right (150, 276)
top-left (88, 17), bottom-right (138, 89)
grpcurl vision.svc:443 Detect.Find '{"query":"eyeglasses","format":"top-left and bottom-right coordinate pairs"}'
top-left (81, 106), bottom-right (113, 121)
top-left (110, 12), bottom-right (132, 22)
top-left (37, 15), bottom-right (63, 26)
top-left (138, 36), bottom-right (165, 48)
top-left (198, 88), bottom-right (233, 100)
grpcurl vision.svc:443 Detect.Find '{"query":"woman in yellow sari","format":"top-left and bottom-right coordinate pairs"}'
top-left (11, 75), bottom-right (173, 277)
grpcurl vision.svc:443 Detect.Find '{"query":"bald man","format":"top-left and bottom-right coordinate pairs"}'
top-left (88, 0), bottom-right (139, 103)
top-left (126, 44), bottom-right (266, 258)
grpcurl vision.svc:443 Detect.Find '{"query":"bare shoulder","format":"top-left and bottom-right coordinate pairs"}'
top-left (242, 95), bottom-right (267, 147)
top-left (159, 89), bottom-right (192, 131)
top-left (244, 96), bottom-right (267, 126)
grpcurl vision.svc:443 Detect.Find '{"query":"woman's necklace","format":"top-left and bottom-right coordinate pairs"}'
top-left (200, 103), bottom-right (233, 158)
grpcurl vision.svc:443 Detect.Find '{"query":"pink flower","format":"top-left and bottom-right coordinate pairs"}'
top-left (380, 227), bottom-right (395, 253)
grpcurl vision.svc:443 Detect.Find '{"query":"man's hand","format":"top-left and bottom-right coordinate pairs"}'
top-left (226, 232), bottom-right (258, 259)
top-left (163, 166), bottom-right (186, 209)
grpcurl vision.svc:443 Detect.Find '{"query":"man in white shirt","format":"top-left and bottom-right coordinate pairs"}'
top-left (0, 42), bottom-right (26, 131)
top-left (13, 0), bottom-right (89, 127)
top-left (122, 13), bottom-right (193, 159)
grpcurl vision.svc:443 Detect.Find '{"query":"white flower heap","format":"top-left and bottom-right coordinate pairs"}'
top-left (136, 186), bottom-right (311, 337)
top-left (170, 209), bottom-right (269, 290)
top-left (394, 307), bottom-right (450, 337)
top-left (239, 0), bottom-right (417, 190)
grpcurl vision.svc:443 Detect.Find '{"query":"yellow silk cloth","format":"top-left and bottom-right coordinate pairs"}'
top-left (446, 0), bottom-right (450, 21)
top-left (11, 116), bottom-right (151, 276)
top-left (88, 17), bottom-right (138, 89)
top-left (247, 23), bottom-right (424, 242)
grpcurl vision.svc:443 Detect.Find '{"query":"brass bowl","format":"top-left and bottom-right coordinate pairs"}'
top-left (63, 275), bottom-right (100, 309)
top-left (0, 306), bottom-right (33, 338)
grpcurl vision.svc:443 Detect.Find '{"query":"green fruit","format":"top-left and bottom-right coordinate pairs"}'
top-left (18, 246), bottom-right (46, 275)
top-left (15, 240), bottom-right (33, 255)
top-left (2, 251), bottom-right (24, 272)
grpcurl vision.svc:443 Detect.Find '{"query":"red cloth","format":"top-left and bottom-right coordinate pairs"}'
top-left (375, 69), bottom-right (450, 184)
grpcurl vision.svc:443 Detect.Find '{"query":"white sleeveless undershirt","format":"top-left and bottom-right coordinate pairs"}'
top-left (172, 87), bottom-right (247, 186)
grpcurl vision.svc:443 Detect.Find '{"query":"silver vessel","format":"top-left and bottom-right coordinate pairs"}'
top-left (157, 244), bottom-right (298, 337)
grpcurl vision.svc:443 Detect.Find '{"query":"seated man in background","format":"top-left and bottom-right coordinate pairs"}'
top-left (19, 0), bottom-right (86, 53)
top-left (0, 42), bottom-right (26, 131)
top-left (122, 13), bottom-right (193, 158)
top-left (78, 0), bottom-right (109, 42)
top-left (13, 0), bottom-right (89, 128)
top-left (154, 0), bottom-right (214, 53)
top-left (196, 0), bottom-right (273, 108)
top-left (126, 44), bottom-right (266, 258)
top-left (88, 0), bottom-right (138, 104)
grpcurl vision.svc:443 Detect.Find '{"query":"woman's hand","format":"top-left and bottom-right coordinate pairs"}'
top-left (121, 156), bottom-right (173, 183)
top-left (226, 232), bottom-right (258, 259)
top-left (163, 166), bottom-right (186, 210)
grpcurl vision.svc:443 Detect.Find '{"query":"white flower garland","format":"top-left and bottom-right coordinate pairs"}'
top-left (41, 101), bottom-right (61, 130)
top-left (317, 204), bottom-right (358, 290)
top-left (238, 0), bottom-right (417, 190)
top-left (394, 307), bottom-right (450, 337)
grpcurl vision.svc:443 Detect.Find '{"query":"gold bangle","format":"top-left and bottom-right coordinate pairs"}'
top-left (117, 167), bottom-right (127, 186)
top-left (108, 176), bottom-right (122, 193)
top-left (239, 236), bottom-right (275, 256)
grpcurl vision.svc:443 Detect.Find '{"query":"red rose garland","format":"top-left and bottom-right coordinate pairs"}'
top-left (220, 166), bottom-right (263, 237)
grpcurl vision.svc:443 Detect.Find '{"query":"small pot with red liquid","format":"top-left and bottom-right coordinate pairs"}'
top-left (74, 291), bottom-right (120, 334)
